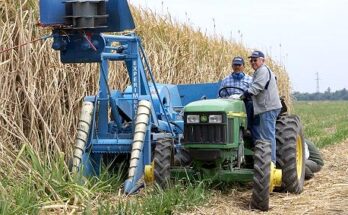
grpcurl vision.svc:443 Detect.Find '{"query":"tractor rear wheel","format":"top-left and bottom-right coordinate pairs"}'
top-left (276, 115), bottom-right (305, 193)
top-left (251, 140), bottom-right (272, 211)
top-left (153, 138), bottom-right (173, 188)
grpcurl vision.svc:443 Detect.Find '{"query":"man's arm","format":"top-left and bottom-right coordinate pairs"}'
top-left (247, 67), bottom-right (269, 96)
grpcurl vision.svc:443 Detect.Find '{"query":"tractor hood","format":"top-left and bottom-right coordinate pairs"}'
top-left (184, 98), bottom-right (246, 113)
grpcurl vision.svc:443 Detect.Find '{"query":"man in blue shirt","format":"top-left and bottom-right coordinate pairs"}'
top-left (219, 57), bottom-right (256, 141)
top-left (219, 56), bottom-right (252, 97)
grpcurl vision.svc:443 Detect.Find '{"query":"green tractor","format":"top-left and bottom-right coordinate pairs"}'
top-left (152, 87), bottom-right (305, 211)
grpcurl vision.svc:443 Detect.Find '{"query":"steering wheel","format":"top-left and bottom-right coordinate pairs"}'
top-left (218, 86), bottom-right (245, 98)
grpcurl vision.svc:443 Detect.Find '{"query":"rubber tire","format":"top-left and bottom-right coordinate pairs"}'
top-left (154, 138), bottom-right (173, 188)
top-left (174, 148), bottom-right (192, 166)
top-left (276, 115), bottom-right (305, 193)
top-left (251, 140), bottom-right (272, 211)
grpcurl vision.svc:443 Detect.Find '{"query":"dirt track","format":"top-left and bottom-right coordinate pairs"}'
top-left (183, 141), bottom-right (348, 215)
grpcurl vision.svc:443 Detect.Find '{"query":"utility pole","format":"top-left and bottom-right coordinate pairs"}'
top-left (315, 72), bottom-right (320, 93)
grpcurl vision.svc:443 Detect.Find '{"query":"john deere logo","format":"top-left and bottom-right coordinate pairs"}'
top-left (200, 115), bottom-right (208, 122)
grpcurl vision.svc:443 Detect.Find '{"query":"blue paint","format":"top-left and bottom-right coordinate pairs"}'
top-left (40, 0), bottom-right (134, 32)
top-left (39, 0), bottom-right (65, 25)
top-left (177, 82), bottom-right (222, 106)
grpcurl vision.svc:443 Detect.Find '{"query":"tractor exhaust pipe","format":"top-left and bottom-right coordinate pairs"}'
top-left (125, 100), bottom-right (151, 193)
top-left (72, 101), bottom-right (94, 173)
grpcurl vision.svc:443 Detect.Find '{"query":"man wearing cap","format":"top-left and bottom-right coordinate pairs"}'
top-left (242, 50), bottom-right (282, 164)
top-left (219, 56), bottom-right (256, 137)
top-left (219, 56), bottom-right (252, 97)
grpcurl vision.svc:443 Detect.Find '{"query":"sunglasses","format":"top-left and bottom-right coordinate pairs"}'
top-left (250, 59), bottom-right (258, 63)
top-left (233, 64), bottom-right (242, 67)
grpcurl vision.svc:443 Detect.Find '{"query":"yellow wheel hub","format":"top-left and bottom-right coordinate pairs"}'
top-left (296, 135), bottom-right (303, 179)
top-left (144, 162), bottom-right (154, 183)
top-left (270, 162), bottom-right (282, 192)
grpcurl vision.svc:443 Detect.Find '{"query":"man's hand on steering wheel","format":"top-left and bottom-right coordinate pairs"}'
top-left (239, 90), bottom-right (252, 100)
top-left (218, 86), bottom-right (245, 98)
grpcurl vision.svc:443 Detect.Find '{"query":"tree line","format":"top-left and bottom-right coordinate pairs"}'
top-left (293, 88), bottom-right (348, 101)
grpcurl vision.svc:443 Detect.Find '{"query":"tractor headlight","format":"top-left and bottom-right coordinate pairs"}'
top-left (187, 115), bottom-right (200, 123)
top-left (209, 115), bottom-right (222, 123)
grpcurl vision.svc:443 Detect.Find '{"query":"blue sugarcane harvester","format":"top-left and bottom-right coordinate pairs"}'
top-left (39, 0), bottom-right (220, 194)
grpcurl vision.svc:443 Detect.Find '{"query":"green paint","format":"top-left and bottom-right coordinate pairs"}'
top-left (179, 97), bottom-right (254, 183)
top-left (184, 99), bottom-right (246, 113)
top-left (171, 167), bottom-right (254, 183)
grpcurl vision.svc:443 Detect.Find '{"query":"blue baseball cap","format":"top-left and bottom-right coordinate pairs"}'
top-left (248, 50), bottom-right (265, 58)
top-left (232, 56), bottom-right (245, 65)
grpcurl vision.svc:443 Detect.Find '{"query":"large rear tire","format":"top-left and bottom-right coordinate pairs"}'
top-left (251, 140), bottom-right (272, 211)
top-left (153, 138), bottom-right (173, 188)
top-left (276, 115), bottom-right (305, 193)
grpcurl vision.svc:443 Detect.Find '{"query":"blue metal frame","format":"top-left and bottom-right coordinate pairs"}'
top-left (40, 0), bottom-right (222, 194)
top-left (80, 34), bottom-right (222, 193)
top-left (80, 34), bottom-right (164, 193)
top-left (69, 33), bottom-right (187, 193)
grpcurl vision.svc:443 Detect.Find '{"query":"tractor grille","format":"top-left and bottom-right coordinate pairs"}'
top-left (184, 124), bottom-right (227, 144)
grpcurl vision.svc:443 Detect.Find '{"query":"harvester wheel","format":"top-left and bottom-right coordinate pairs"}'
top-left (276, 115), bottom-right (305, 193)
top-left (251, 140), bottom-right (272, 211)
top-left (153, 138), bottom-right (173, 188)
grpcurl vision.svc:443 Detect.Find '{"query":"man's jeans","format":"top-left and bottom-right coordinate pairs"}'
top-left (253, 108), bottom-right (281, 162)
top-left (244, 100), bottom-right (259, 144)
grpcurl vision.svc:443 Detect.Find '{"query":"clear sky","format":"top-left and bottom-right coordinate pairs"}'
top-left (129, 0), bottom-right (348, 93)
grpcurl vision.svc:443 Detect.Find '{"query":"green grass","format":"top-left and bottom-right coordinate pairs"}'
top-left (0, 145), bottom-right (208, 214)
top-left (3, 101), bottom-right (346, 214)
top-left (91, 182), bottom-right (207, 215)
top-left (293, 101), bottom-right (348, 148)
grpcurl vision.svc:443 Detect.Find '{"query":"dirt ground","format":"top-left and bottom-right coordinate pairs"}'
top-left (183, 141), bottom-right (348, 215)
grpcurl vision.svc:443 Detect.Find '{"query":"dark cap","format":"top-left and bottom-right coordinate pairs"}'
top-left (232, 56), bottom-right (245, 65)
top-left (248, 50), bottom-right (265, 58)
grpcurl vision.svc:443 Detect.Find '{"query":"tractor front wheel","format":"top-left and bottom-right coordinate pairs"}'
top-left (251, 140), bottom-right (272, 211)
top-left (276, 115), bottom-right (305, 193)
top-left (153, 138), bottom-right (173, 188)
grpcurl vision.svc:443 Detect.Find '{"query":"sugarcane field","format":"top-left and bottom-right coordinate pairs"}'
top-left (0, 0), bottom-right (347, 214)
